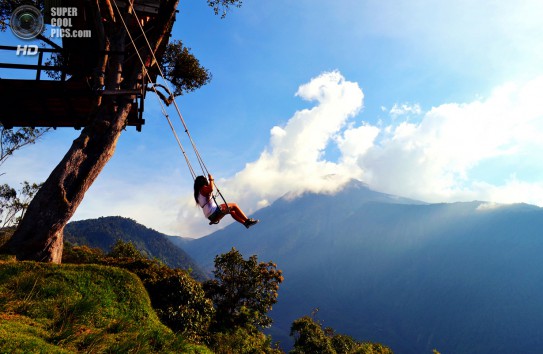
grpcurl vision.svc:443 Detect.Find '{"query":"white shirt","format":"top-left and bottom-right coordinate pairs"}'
top-left (198, 192), bottom-right (218, 218)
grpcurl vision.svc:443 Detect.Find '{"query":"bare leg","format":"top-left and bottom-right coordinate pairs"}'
top-left (222, 203), bottom-right (248, 224)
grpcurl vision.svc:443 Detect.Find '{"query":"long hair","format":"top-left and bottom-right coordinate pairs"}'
top-left (193, 175), bottom-right (209, 204)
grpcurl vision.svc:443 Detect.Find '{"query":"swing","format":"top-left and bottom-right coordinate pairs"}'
top-left (112, 1), bottom-right (231, 225)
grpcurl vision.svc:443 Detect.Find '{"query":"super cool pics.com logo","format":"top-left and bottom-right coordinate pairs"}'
top-left (10, 4), bottom-right (91, 40)
top-left (9, 5), bottom-right (44, 40)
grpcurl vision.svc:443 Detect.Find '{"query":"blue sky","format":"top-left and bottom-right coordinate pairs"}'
top-left (1, 0), bottom-right (543, 237)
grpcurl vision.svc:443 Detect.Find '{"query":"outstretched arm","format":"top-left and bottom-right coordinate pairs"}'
top-left (208, 174), bottom-right (215, 190)
top-left (200, 174), bottom-right (214, 196)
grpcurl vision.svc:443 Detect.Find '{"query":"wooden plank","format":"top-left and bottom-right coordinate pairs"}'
top-left (0, 79), bottom-right (142, 129)
top-left (113, 0), bottom-right (159, 14)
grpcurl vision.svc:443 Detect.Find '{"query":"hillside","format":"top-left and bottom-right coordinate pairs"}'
top-left (0, 260), bottom-right (210, 353)
top-left (64, 216), bottom-right (207, 280)
top-left (181, 179), bottom-right (543, 353)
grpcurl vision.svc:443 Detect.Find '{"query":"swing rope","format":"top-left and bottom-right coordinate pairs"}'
top-left (112, 1), bottom-right (229, 210)
top-left (128, 6), bottom-right (210, 178)
top-left (111, 1), bottom-right (197, 180)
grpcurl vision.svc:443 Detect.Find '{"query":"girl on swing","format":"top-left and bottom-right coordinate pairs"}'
top-left (194, 174), bottom-right (259, 229)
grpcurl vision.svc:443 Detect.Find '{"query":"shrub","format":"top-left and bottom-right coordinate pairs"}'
top-left (207, 327), bottom-right (282, 354)
top-left (63, 245), bottom-right (214, 341)
top-left (62, 242), bottom-right (104, 264)
top-left (108, 239), bottom-right (146, 259)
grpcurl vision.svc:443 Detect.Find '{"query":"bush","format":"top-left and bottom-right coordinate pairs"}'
top-left (290, 315), bottom-right (393, 354)
top-left (290, 316), bottom-right (335, 354)
top-left (108, 239), bottom-right (147, 259)
top-left (352, 343), bottom-right (394, 354)
top-left (331, 334), bottom-right (359, 354)
top-left (0, 262), bottom-right (208, 353)
top-left (204, 248), bottom-right (283, 332)
top-left (62, 242), bottom-right (104, 264)
top-left (124, 259), bottom-right (215, 341)
top-left (63, 245), bottom-right (214, 341)
top-left (207, 327), bottom-right (282, 354)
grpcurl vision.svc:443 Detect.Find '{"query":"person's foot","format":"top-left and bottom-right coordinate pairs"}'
top-left (244, 218), bottom-right (259, 229)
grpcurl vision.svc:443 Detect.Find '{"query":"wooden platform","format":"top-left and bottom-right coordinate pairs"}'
top-left (0, 79), bottom-right (143, 130)
top-left (0, 0), bottom-right (167, 132)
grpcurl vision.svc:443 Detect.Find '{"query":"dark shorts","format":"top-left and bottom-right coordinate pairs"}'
top-left (208, 205), bottom-right (225, 222)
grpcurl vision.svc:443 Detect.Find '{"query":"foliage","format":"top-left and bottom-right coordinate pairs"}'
top-left (0, 261), bottom-right (211, 353)
top-left (331, 334), bottom-right (360, 354)
top-left (352, 343), bottom-right (394, 354)
top-left (203, 247), bottom-right (284, 332)
top-left (44, 52), bottom-right (68, 81)
top-left (0, 126), bottom-right (50, 169)
top-left (108, 239), bottom-right (147, 259)
top-left (290, 316), bottom-right (335, 354)
top-left (207, 326), bottom-right (282, 354)
top-left (64, 216), bottom-right (207, 280)
top-left (160, 40), bottom-right (212, 97)
top-left (0, 181), bottom-right (41, 227)
top-left (116, 258), bottom-right (215, 342)
top-left (62, 243), bottom-right (284, 352)
top-left (63, 243), bottom-right (215, 342)
top-left (290, 315), bottom-right (393, 354)
top-left (207, 0), bottom-right (243, 18)
top-left (62, 242), bottom-right (105, 264)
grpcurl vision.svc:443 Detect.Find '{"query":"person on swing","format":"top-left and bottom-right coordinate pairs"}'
top-left (194, 174), bottom-right (259, 229)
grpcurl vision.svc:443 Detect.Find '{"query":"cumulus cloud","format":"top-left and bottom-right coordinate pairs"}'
top-left (230, 71), bottom-right (364, 198)
top-left (9, 75), bottom-right (541, 239)
top-left (362, 76), bottom-right (543, 203)
top-left (175, 71), bottom-right (543, 237)
top-left (175, 71), bottom-right (366, 236)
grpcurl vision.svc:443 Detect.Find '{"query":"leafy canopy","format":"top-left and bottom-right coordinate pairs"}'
top-left (203, 247), bottom-right (284, 332)
top-left (0, 182), bottom-right (42, 227)
top-left (207, 0), bottom-right (243, 19)
top-left (160, 40), bottom-right (212, 97)
top-left (290, 314), bottom-right (394, 354)
top-left (1, 126), bottom-right (50, 169)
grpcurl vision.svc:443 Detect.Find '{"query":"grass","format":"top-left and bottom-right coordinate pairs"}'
top-left (0, 260), bottom-right (212, 353)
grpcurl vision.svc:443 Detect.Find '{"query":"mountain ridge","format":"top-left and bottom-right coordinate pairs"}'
top-left (180, 179), bottom-right (543, 353)
top-left (64, 216), bottom-right (207, 280)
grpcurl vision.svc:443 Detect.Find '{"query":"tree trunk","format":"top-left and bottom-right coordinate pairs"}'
top-left (3, 102), bottom-right (133, 262)
top-left (1, 0), bottom-right (179, 263)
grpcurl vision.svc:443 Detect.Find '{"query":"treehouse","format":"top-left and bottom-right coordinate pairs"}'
top-left (0, 0), bottom-right (166, 132)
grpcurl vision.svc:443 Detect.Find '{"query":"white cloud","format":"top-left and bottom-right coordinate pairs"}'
top-left (172, 72), bottom-right (543, 237)
top-left (13, 71), bottom-right (541, 238)
top-left (476, 202), bottom-right (505, 211)
top-left (228, 71), bottom-right (364, 198)
top-left (362, 76), bottom-right (543, 203)
top-left (389, 103), bottom-right (422, 119)
top-left (173, 71), bottom-right (366, 237)
top-left (71, 172), bottom-right (190, 235)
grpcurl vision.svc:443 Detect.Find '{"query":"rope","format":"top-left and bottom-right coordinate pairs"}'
top-left (125, 2), bottom-right (231, 208)
top-left (129, 7), bottom-right (210, 177)
top-left (112, 2), bottom-right (230, 211)
top-left (111, 0), bottom-right (197, 179)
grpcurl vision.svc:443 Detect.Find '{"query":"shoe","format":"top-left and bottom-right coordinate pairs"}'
top-left (244, 218), bottom-right (259, 229)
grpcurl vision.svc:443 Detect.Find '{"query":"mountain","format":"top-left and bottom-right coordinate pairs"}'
top-left (64, 216), bottom-right (207, 280)
top-left (181, 180), bottom-right (543, 353)
top-left (168, 234), bottom-right (196, 249)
